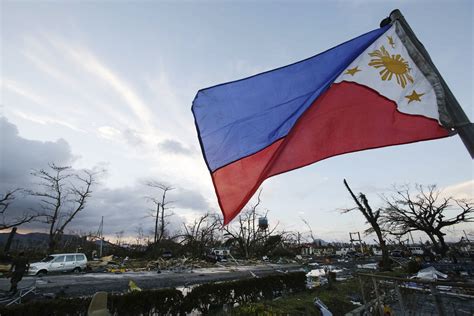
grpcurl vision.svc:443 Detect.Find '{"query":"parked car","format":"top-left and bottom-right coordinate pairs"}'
top-left (204, 248), bottom-right (230, 263)
top-left (162, 250), bottom-right (173, 259)
top-left (408, 246), bottom-right (424, 256)
top-left (390, 250), bottom-right (404, 258)
top-left (28, 253), bottom-right (88, 276)
top-left (372, 248), bottom-right (383, 256)
top-left (346, 251), bottom-right (363, 259)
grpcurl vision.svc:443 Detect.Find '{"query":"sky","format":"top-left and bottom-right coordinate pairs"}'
top-left (1, 0), bottom-right (473, 243)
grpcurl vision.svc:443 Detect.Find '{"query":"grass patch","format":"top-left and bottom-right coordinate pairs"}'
top-left (227, 278), bottom-right (363, 316)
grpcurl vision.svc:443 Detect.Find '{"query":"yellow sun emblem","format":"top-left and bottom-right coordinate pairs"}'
top-left (368, 46), bottom-right (414, 88)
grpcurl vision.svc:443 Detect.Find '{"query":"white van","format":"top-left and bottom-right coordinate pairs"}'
top-left (408, 247), bottom-right (424, 256)
top-left (372, 248), bottom-right (383, 256)
top-left (28, 253), bottom-right (88, 276)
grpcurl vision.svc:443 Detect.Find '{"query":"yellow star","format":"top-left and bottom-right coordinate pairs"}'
top-left (387, 36), bottom-right (395, 48)
top-left (405, 90), bottom-right (425, 104)
top-left (345, 66), bottom-right (361, 76)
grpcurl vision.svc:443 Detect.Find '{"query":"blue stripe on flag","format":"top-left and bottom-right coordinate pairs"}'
top-left (193, 25), bottom-right (390, 172)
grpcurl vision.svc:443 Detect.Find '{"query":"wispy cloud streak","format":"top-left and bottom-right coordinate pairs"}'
top-left (47, 37), bottom-right (155, 133)
top-left (12, 110), bottom-right (87, 133)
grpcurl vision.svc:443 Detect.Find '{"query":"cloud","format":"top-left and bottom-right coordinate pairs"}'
top-left (47, 37), bottom-right (154, 133)
top-left (21, 40), bottom-right (78, 90)
top-left (0, 117), bottom-right (77, 232)
top-left (12, 110), bottom-right (87, 133)
top-left (0, 116), bottom-right (74, 188)
top-left (230, 59), bottom-right (271, 78)
top-left (20, 36), bottom-right (135, 130)
top-left (98, 126), bottom-right (121, 140)
top-left (169, 187), bottom-right (210, 211)
top-left (442, 180), bottom-right (473, 201)
top-left (122, 129), bottom-right (144, 147)
top-left (3, 78), bottom-right (88, 133)
top-left (56, 182), bottom-right (212, 237)
top-left (146, 71), bottom-right (196, 141)
top-left (158, 139), bottom-right (193, 156)
top-left (97, 126), bottom-right (144, 147)
top-left (2, 79), bottom-right (47, 106)
top-left (0, 118), bottom-right (211, 237)
top-left (16, 34), bottom-right (202, 157)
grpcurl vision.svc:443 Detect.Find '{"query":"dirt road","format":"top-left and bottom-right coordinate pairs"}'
top-left (0, 263), bottom-right (302, 297)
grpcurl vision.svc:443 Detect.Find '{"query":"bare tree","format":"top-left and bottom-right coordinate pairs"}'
top-left (31, 163), bottom-right (97, 252)
top-left (301, 218), bottom-right (317, 244)
top-left (115, 230), bottom-right (124, 246)
top-left (281, 230), bottom-right (303, 247)
top-left (0, 189), bottom-right (36, 230)
top-left (145, 181), bottom-right (174, 243)
top-left (180, 212), bottom-right (221, 257)
top-left (343, 179), bottom-right (391, 270)
top-left (382, 184), bottom-right (473, 256)
top-left (222, 189), bottom-right (278, 258)
top-left (135, 225), bottom-right (145, 246)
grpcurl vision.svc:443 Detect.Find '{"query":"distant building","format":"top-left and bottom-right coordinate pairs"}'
top-left (335, 247), bottom-right (355, 256)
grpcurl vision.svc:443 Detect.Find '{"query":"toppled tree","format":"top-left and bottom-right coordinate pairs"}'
top-left (180, 212), bottom-right (221, 257)
top-left (382, 184), bottom-right (473, 256)
top-left (343, 179), bottom-right (391, 270)
top-left (31, 163), bottom-right (97, 252)
top-left (0, 189), bottom-right (36, 230)
top-left (222, 189), bottom-right (278, 258)
top-left (145, 181), bottom-right (174, 244)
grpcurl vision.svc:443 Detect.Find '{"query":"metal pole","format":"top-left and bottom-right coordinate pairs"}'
top-left (100, 238), bottom-right (103, 257)
top-left (463, 230), bottom-right (470, 242)
top-left (358, 232), bottom-right (364, 253)
top-left (154, 203), bottom-right (160, 244)
top-left (4, 227), bottom-right (17, 253)
top-left (358, 276), bottom-right (367, 313)
top-left (382, 9), bottom-right (474, 158)
top-left (409, 232), bottom-right (415, 245)
top-left (99, 216), bottom-right (104, 257)
top-left (429, 284), bottom-right (446, 316)
top-left (394, 281), bottom-right (406, 316)
top-left (371, 276), bottom-right (384, 316)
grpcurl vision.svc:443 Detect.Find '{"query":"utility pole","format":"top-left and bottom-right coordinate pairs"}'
top-left (409, 232), bottom-right (415, 245)
top-left (4, 227), bottom-right (17, 253)
top-left (98, 216), bottom-right (104, 257)
top-left (154, 203), bottom-right (160, 244)
top-left (463, 230), bottom-right (470, 242)
top-left (349, 232), bottom-right (364, 253)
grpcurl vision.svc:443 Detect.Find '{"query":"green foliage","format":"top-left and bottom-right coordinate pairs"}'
top-left (256, 235), bottom-right (283, 257)
top-left (182, 272), bottom-right (306, 314)
top-left (0, 297), bottom-right (91, 316)
top-left (182, 282), bottom-right (234, 313)
top-left (405, 260), bottom-right (421, 274)
top-left (269, 246), bottom-right (296, 258)
top-left (109, 288), bottom-right (183, 316)
top-left (0, 272), bottom-right (306, 315)
top-left (232, 278), bottom-right (362, 316)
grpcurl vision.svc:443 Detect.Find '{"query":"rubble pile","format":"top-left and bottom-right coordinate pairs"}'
top-left (86, 255), bottom-right (223, 273)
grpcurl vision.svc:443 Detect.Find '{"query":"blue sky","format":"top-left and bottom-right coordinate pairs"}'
top-left (1, 0), bottom-right (473, 242)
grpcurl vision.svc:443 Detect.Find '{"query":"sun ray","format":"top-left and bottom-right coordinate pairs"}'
top-left (368, 45), bottom-right (414, 88)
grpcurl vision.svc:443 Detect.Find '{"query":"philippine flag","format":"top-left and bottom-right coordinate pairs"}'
top-left (192, 21), bottom-right (454, 225)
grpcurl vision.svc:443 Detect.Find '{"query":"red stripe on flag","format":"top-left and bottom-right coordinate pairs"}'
top-left (212, 81), bottom-right (450, 224)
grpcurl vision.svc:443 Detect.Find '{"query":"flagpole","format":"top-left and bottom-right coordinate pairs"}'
top-left (381, 9), bottom-right (474, 158)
